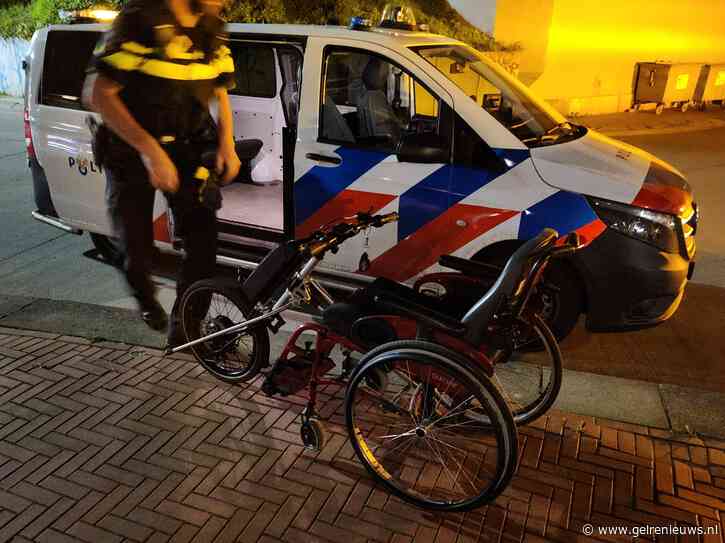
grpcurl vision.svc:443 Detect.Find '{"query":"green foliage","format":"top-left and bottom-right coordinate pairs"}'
top-left (225, 0), bottom-right (517, 52)
top-left (0, 0), bottom-right (517, 53)
top-left (224, 0), bottom-right (285, 23)
top-left (31, 0), bottom-right (93, 27)
top-left (0, 3), bottom-right (35, 39)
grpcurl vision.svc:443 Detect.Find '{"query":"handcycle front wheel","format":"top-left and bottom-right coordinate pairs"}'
top-left (179, 278), bottom-right (269, 383)
top-left (345, 340), bottom-right (518, 512)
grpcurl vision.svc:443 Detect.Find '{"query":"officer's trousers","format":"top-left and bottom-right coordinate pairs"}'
top-left (105, 154), bottom-right (217, 314)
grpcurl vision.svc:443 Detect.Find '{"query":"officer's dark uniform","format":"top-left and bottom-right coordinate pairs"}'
top-left (88, 0), bottom-right (235, 334)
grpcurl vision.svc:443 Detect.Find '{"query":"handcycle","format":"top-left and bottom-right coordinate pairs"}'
top-left (167, 212), bottom-right (578, 511)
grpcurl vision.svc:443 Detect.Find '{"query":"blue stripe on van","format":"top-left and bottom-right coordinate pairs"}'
top-left (518, 190), bottom-right (598, 239)
top-left (294, 147), bottom-right (390, 225)
top-left (397, 164), bottom-right (501, 241)
top-left (494, 148), bottom-right (530, 167)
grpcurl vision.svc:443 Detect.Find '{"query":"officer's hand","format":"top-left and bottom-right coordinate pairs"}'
top-left (216, 144), bottom-right (241, 185)
top-left (143, 149), bottom-right (180, 193)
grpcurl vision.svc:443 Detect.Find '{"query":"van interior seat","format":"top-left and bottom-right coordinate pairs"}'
top-left (233, 139), bottom-right (264, 184)
top-left (322, 95), bottom-right (356, 143)
top-left (358, 58), bottom-right (401, 143)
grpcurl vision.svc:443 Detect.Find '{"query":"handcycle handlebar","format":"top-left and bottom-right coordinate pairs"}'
top-left (548, 231), bottom-right (582, 259)
top-left (305, 212), bottom-right (399, 257)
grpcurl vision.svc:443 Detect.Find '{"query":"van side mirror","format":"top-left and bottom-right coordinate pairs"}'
top-left (397, 132), bottom-right (450, 164)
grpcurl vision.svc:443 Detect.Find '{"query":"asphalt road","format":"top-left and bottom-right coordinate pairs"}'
top-left (0, 101), bottom-right (130, 306)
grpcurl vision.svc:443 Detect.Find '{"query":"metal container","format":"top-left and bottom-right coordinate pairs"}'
top-left (633, 62), bottom-right (704, 113)
top-left (693, 63), bottom-right (725, 108)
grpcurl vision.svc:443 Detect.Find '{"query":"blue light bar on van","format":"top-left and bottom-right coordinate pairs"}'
top-left (349, 17), bottom-right (372, 30)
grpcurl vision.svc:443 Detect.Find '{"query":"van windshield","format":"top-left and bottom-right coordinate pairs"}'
top-left (413, 44), bottom-right (583, 147)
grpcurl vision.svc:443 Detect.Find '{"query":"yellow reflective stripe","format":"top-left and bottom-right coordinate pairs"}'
top-left (164, 35), bottom-right (205, 60)
top-left (139, 58), bottom-right (220, 80)
top-left (212, 46), bottom-right (234, 74)
top-left (121, 41), bottom-right (154, 55)
top-left (102, 50), bottom-right (144, 71)
top-left (212, 55), bottom-right (235, 74)
top-left (103, 48), bottom-right (229, 81)
top-left (167, 50), bottom-right (205, 60)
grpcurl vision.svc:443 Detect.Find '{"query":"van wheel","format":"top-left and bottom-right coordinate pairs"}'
top-left (537, 261), bottom-right (584, 341)
top-left (473, 250), bottom-right (583, 342)
top-left (90, 233), bottom-right (124, 268)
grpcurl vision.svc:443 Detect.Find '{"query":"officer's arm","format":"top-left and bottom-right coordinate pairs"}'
top-left (89, 74), bottom-right (163, 161)
top-left (213, 87), bottom-right (241, 184)
top-left (215, 87), bottom-right (234, 153)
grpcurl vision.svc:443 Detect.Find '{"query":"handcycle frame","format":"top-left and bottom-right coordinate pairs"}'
top-left (167, 223), bottom-right (566, 365)
top-left (166, 210), bottom-right (577, 430)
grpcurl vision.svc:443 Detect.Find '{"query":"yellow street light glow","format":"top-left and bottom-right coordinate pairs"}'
top-left (548, 25), bottom-right (724, 55)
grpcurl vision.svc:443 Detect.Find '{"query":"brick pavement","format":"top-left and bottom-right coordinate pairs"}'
top-left (0, 327), bottom-right (723, 543)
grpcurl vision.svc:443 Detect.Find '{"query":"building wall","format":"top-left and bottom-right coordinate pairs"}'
top-left (448, 0), bottom-right (497, 33)
top-left (452, 0), bottom-right (725, 115)
top-left (490, 0), bottom-right (553, 86)
top-left (533, 0), bottom-right (725, 115)
top-left (0, 38), bottom-right (30, 97)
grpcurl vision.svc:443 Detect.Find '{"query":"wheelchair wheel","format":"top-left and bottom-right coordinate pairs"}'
top-left (489, 314), bottom-right (562, 426)
top-left (179, 278), bottom-right (269, 382)
top-left (345, 340), bottom-right (518, 512)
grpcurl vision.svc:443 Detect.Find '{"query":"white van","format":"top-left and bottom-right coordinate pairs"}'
top-left (23, 16), bottom-right (697, 338)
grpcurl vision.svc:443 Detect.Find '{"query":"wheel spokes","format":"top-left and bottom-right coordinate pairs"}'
top-left (350, 358), bottom-right (501, 507)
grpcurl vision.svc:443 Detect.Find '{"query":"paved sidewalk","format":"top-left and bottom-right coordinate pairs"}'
top-left (578, 108), bottom-right (725, 137)
top-left (5, 279), bottom-right (725, 438)
top-left (0, 327), bottom-right (723, 543)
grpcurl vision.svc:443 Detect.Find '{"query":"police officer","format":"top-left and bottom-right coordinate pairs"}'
top-left (84, 0), bottom-right (240, 346)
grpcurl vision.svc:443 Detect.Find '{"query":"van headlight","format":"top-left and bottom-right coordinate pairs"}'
top-left (588, 197), bottom-right (679, 253)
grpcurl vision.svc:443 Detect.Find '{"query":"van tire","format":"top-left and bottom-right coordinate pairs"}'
top-left (540, 261), bottom-right (584, 341)
top-left (473, 247), bottom-right (583, 342)
top-left (90, 233), bottom-right (124, 268)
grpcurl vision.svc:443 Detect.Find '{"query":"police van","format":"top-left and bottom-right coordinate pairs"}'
top-left (23, 8), bottom-right (697, 339)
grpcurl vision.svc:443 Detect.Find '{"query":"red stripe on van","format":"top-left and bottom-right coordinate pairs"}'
top-left (366, 203), bottom-right (518, 282)
top-left (153, 213), bottom-right (171, 243)
top-left (632, 184), bottom-right (691, 217)
top-left (573, 218), bottom-right (607, 247)
top-left (295, 189), bottom-right (397, 239)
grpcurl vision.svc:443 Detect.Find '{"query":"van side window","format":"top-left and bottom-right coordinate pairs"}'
top-left (230, 45), bottom-right (277, 99)
top-left (320, 47), bottom-right (442, 152)
top-left (41, 31), bottom-right (100, 110)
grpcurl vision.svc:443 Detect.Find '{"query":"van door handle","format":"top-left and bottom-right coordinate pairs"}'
top-left (306, 153), bottom-right (341, 165)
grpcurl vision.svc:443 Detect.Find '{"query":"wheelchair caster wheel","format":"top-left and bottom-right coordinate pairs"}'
top-left (300, 418), bottom-right (326, 451)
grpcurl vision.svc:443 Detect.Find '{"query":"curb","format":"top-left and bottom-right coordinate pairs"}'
top-left (597, 120), bottom-right (725, 138)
